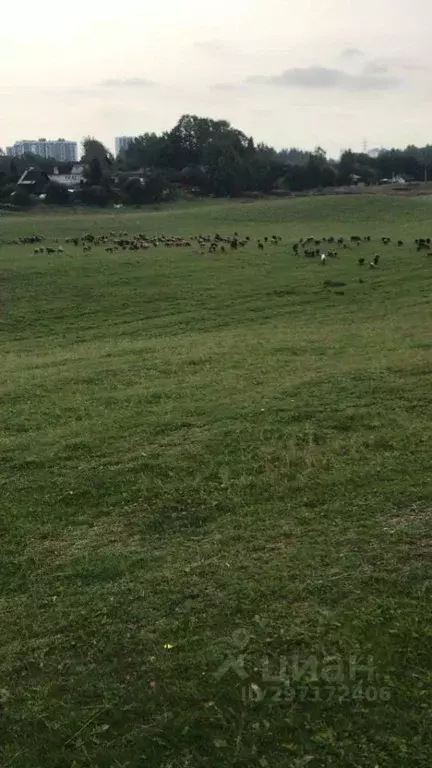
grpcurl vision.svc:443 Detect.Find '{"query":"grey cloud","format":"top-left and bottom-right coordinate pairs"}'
top-left (341, 48), bottom-right (364, 59)
top-left (246, 66), bottom-right (399, 91)
top-left (99, 77), bottom-right (156, 88)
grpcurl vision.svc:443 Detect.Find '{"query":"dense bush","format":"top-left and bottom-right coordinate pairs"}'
top-left (44, 182), bottom-right (71, 206)
top-left (75, 185), bottom-right (111, 207)
top-left (11, 189), bottom-right (34, 208)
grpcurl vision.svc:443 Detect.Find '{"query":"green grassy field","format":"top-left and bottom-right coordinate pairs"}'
top-left (1, 196), bottom-right (431, 767)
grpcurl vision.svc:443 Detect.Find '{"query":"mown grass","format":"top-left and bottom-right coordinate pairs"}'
top-left (1, 196), bottom-right (432, 767)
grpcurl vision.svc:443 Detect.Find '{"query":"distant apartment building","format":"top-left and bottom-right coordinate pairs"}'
top-left (115, 136), bottom-right (135, 154)
top-left (6, 139), bottom-right (78, 162)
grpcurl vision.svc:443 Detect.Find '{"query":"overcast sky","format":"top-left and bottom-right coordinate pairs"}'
top-left (1, 0), bottom-right (431, 156)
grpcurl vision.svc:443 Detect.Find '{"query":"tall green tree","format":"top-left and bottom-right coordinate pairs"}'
top-left (85, 158), bottom-right (103, 186)
top-left (120, 133), bottom-right (169, 169)
top-left (81, 138), bottom-right (114, 172)
top-left (9, 159), bottom-right (19, 182)
top-left (279, 147), bottom-right (310, 165)
top-left (208, 144), bottom-right (246, 197)
top-left (168, 114), bottom-right (249, 170)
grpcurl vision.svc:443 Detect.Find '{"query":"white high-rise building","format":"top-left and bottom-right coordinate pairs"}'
top-left (6, 139), bottom-right (77, 162)
top-left (115, 136), bottom-right (135, 154)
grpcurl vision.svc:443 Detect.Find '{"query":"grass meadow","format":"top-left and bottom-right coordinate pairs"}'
top-left (1, 196), bottom-right (432, 767)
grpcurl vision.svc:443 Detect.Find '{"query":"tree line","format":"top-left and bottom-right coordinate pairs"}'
top-left (1, 114), bottom-right (432, 207)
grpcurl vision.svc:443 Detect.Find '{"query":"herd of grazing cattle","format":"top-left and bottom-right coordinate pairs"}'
top-left (4, 231), bottom-right (432, 269)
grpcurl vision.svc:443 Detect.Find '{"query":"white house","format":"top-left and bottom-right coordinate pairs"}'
top-left (48, 164), bottom-right (85, 187)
